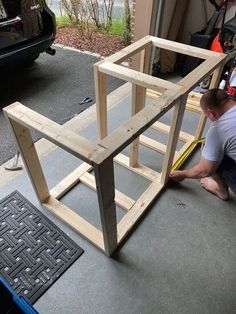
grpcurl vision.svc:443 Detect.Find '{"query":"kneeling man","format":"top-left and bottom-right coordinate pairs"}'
top-left (170, 88), bottom-right (236, 200)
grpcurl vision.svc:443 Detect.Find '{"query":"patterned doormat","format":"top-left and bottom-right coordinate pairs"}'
top-left (0, 190), bottom-right (84, 304)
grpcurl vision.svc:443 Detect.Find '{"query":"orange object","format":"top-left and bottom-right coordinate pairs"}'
top-left (210, 33), bottom-right (224, 53)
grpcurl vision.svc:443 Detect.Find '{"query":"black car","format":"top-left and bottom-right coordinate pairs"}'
top-left (0, 0), bottom-right (56, 67)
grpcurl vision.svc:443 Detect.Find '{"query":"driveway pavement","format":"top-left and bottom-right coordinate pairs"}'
top-left (0, 47), bottom-right (122, 166)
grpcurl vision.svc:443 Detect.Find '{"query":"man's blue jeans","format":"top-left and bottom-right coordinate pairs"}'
top-left (217, 156), bottom-right (236, 195)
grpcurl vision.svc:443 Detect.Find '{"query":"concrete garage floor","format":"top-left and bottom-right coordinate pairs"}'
top-left (0, 83), bottom-right (236, 314)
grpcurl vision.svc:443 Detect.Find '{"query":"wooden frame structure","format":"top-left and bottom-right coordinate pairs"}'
top-left (4, 36), bottom-right (228, 256)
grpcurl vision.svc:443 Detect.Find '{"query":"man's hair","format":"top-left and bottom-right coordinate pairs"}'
top-left (200, 88), bottom-right (229, 109)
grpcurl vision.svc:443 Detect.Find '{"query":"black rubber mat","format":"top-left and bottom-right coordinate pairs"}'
top-left (0, 190), bottom-right (84, 304)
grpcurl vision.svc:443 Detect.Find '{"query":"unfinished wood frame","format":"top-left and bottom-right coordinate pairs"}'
top-left (4, 36), bottom-right (227, 256)
top-left (95, 35), bottom-right (226, 174)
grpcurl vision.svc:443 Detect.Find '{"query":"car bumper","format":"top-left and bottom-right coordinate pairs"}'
top-left (0, 34), bottom-right (55, 66)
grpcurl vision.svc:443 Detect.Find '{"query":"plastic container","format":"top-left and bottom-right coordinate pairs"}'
top-left (0, 276), bottom-right (39, 314)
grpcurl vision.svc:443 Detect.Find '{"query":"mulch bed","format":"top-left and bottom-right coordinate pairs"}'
top-left (55, 26), bottom-right (126, 56)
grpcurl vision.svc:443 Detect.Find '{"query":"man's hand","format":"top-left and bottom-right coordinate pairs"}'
top-left (170, 158), bottom-right (219, 182)
top-left (169, 170), bottom-right (186, 182)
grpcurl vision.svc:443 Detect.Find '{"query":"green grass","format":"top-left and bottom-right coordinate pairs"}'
top-left (56, 15), bottom-right (71, 27)
top-left (56, 15), bottom-right (128, 39)
top-left (108, 18), bottom-right (125, 36)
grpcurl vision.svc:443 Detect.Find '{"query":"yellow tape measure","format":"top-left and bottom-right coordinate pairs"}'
top-left (171, 138), bottom-right (205, 171)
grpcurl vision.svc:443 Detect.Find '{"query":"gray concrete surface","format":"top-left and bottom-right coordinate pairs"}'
top-left (0, 47), bottom-right (122, 166)
top-left (0, 92), bottom-right (235, 314)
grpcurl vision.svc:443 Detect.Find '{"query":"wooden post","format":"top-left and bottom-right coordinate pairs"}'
top-left (94, 63), bottom-right (108, 140)
top-left (160, 95), bottom-right (188, 185)
top-left (140, 45), bottom-right (152, 74)
top-left (129, 46), bottom-right (150, 167)
top-left (129, 84), bottom-right (146, 167)
top-left (7, 118), bottom-right (50, 202)
top-left (194, 62), bottom-right (225, 140)
top-left (94, 158), bottom-right (117, 256)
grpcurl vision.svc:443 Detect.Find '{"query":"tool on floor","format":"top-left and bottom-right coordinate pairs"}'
top-left (4, 151), bottom-right (23, 171)
top-left (79, 97), bottom-right (93, 105)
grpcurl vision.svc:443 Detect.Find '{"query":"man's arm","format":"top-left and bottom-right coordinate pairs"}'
top-left (170, 157), bottom-right (220, 182)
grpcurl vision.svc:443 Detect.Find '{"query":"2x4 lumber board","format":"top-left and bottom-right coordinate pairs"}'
top-left (3, 102), bottom-right (109, 165)
top-left (188, 91), bottom-right (202, 101)
top-left (194, 61), bottom-right (225, 140)
top-left (147, 90), bottom-right (203, 113)
top-left (148, 89), bottom-right (202, 102)
top-left (187, 97), bottom-right (203, 106)
top-left (50, 163), bottom-right (93, 200)
top-left (194, 117), bottom-right (208, 142)
top-left (184, 104), bottom-right (202, 114)
top-left (146, 90), bottom-right (163, 100)
top-left (99, 89), bottom-right (183, 159)
top-left (130, 44), bottom-right (151, 166)
top-left (44, 196), bottom-right (105, 251)
top-left (207, 61), bottom-right (227, 96)
top-left (186, 96), bottom-right (202, 107)
top-left (94, 159), bottom-right (117, 256)
top-left (150, 36), bottom-right (224, 59)
top-left (106, 36), bottom-right (152, 64)
top-left (178, 55), bottom-right (226, 94)
top-left (139, 134), bottom-right (167, 155)
top-left (114, 153), bottom-right (160, 182)
top-left (117, 179), bottom-right (163, 244)
top-left (94, 63), bottom-right (108, 140)
top-left (130, 84), bottom-right (146, 167)
top-left (79, 172), bottom-right (135, 211)
top-left (98, 62), bottom-right (181, 93)
top-left (150, 121), bottom-right (194, 142)
top-left (139, 134), bottom-right (179, 162)
top-left (147, 90), bottom-right (202, 109)
top-left (140, 45), bottom-right (152, 74)
top-left (7, 118), bottom-right (49, 203)
top-left (147, 89), bottom-right (202, 107)
top-left (160, 95), bottom-right (188, 185)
